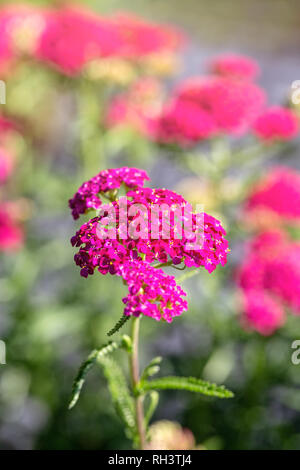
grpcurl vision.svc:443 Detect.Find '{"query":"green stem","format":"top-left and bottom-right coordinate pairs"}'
top-left (129, 316), bottom-right (146, 450)
top-left (152, 260), bottom-right (173, 268)
top-left (177, 268), bottom-right (200, 283)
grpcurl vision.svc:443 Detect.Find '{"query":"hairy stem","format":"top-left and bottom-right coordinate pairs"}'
top-left (129, 316), bottom-right (146, 449)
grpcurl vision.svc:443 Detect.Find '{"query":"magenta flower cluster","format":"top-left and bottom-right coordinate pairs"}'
top-left (118, 260), bottom-right (188, 323)
top-left (69, 166), bottom-right (149, 219)
top-left (70, 167), bottom-right (229, 321)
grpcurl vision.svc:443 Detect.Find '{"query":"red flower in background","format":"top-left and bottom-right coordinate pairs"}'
top-left (36, 6), bottom-right (122, 76)
top-left (0, 115), bottom-right (19, 133)
top-left (209, 53), bottom-right (260, 81)
top-left (153, 75), bottom-right (266, 145)
top-left (0, 4), bottom-right (46, 65)
top-left (252, 106), bottom-right (298, 142)
top-left (0, 204), bottom-right (23, 252)
top-left (241, 289), bottom-right (285, 336)
top-left (245, 167), bottom-right (300, 224)
top-left (113, 13), bottom-right (184, 58)
top-left (0, 21), bottom-right (12, 73)
top-left (237, 230), bottom-right (300, 335)
top-left (0, 147), bottom-right (14, 183)
top-left (154, 98), bottom-right (216, 146)
top-left (34, 7), bottom-right (184, 76)
top-left (177, 76), bottom-right (266, 136)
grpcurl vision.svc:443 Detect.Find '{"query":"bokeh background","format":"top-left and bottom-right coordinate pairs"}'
top-left (1, 0), bottom-right (300, 450)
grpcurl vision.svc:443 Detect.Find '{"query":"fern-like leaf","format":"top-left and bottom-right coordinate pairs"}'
top-left (107, 314), bottom-right (130, 337)
top-left (139, 376), bottom-right (234, 399)
top-left (141, 356), bottom-right (162, 381)
top-left (68, 341), bottom-right (120, 409)
top-left (98, 355), bottom-right (136, 437)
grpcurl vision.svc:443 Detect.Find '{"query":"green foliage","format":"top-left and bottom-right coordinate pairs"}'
top-left (139, 376), bottom-right (234, 399)
top-left (107, 314), bottom-right (130, 337)
top-left (98, 356), bottom-right (136, 439)
top-left (120, 334), bottom-right (133, 353)
top-left (69, 338), bottom-right (137, 440)
top-left (141, 356), bottom-right (162, 381)
top-left (144, 391), bottom-right (159, 428)
top-left (68, 341), bottom-right (120, 409)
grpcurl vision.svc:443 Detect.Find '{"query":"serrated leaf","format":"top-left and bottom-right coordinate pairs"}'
top-left (139, 376), bottom-right (234, 399)
top-left (98, 355), bottom-right (136, 437)
top-left (68, 341), bottom-right (120, 409)
top-left (107, 314), bottom-right (130, 337)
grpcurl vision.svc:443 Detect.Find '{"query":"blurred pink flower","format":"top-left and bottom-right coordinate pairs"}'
top-left (35, 8), bottom-right (184, 76)
top-left (0, 22), bottom-right (12, 73)
top-left (252, 106), bottom-right (298, 141)
top-left (113, 13), bottom-right (184, 58)
top-left (241, 289), bottom-right (285, 336)
top-left (175, 76), bottom-right (266, 136)
top-left (0, 205), bottom-right (23, 252)
top-left (36, 6), bottom-right (122, 76)
top-left (0, 147), bottom-right (14, 183)
top-left (0, 4), bottom-right (47, 63)
top-left (0, 115), bottom-right (19, 134)
top-left (237, 230), bottom-right (300, 334)
top-left (209, 53), bottom-right (260, 81)
top-left (245, 167), bottom-right (300, 223)
top-left (154, 98), bottom-right (217, 145)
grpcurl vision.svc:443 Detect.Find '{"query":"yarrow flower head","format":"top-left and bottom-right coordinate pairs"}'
top-left (237, 230), bottom-right (300, 335)
top-left (118, 260), bottom-right (188, 322)
top-left (209, 53), bottom-right (260, 81)
top-left (69, 167), bottom-right (149, 219)
top-left (252, 106), bottom-right (299, 142)
top-left (70, 167), bottom-right (229, 322)
top-left (245, 167), bottom-right (300, 224)
top-left (71, 187), bottom-right (229, 278)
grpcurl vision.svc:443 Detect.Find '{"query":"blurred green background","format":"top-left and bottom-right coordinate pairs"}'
top-left (1, 0), bottom-right (300, 450)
